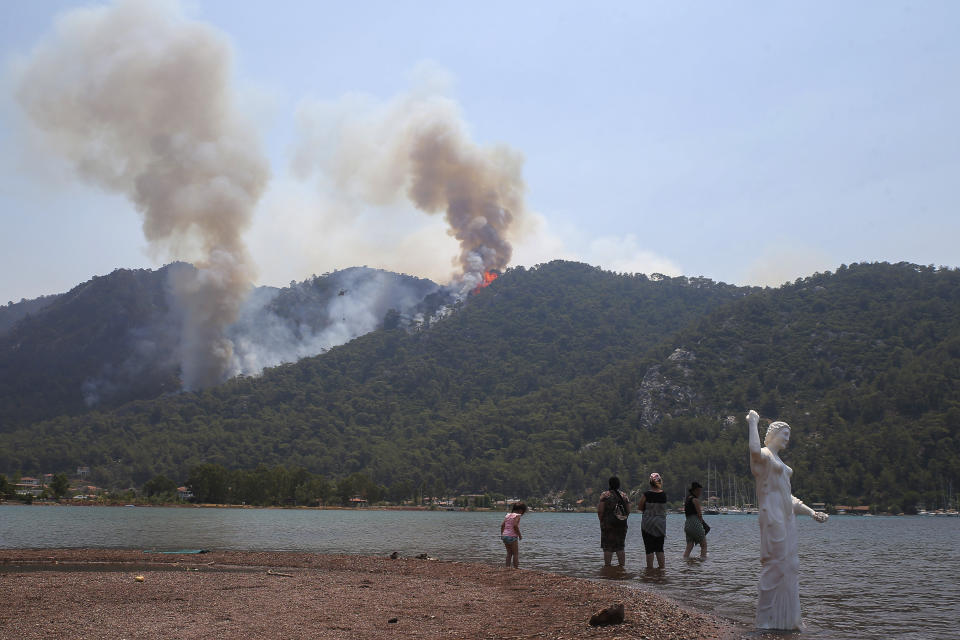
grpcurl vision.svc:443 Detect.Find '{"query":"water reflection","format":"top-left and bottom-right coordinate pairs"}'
top-left (637, 567), bottom-right (669, 584)
top-left (597, 565), bottom-right (636, 580)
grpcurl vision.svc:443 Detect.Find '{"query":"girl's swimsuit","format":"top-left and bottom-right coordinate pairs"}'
top-left (502, 512), bottom-right (521, 544)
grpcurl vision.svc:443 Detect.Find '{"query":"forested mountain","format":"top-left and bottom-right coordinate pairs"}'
top-left (2, 261), bottom-right (958, 511)
top-left (0, 265), bottom-right (439, 429)
top-left (0, 262), bottom-right (747, 485)
top-left (673, 262), bottom-right (960, 510)
top-left (0, 265), bottom-right (186, 428)
top-left (482, 262), bottom-right (960, 511)
top-left (0, 293), bottom-right (62, 335)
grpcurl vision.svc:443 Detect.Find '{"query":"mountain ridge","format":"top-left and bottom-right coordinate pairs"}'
top-left (2, 260), bottom-right (957, 511)
top-left (0, 263), bottom-right (441, 428)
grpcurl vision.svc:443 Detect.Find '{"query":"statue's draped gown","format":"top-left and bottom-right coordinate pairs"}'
top-left (751, 447), bottom-right (804, 630)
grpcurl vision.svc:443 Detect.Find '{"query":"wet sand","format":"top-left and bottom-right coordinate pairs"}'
top-left (0, 549), bottom-right (746, 639)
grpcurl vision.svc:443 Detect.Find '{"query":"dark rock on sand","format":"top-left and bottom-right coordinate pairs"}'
top-left (589, 602), bottom-right (625, 626)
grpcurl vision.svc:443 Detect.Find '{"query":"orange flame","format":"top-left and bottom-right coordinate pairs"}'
top-left (473, 270), bottom-right (498, 293)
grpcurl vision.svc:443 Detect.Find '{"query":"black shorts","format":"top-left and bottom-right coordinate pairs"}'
top-left (641, 530), bottom-right (665, 554)
top-left (600, 522), bottom-right (628, 552)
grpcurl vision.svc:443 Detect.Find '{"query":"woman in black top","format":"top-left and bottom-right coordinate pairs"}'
top-left (597, 476), bottom-right (630, 567)
top-left (637, 472), bottom-right (667, 570)
top-left (683, 481), bottom-right (708, 559)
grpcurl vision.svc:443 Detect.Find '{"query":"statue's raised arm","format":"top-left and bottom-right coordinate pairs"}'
top-left (747, 409), bottom-right (763, 465)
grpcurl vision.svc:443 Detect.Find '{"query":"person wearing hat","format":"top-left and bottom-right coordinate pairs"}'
top-left (636, 472), bottom-right (667, 570)
top-left (683, 481), bottom-right (708, 559)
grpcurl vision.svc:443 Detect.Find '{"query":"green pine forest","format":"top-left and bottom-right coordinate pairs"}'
top-left (1, 261), bottom-right (958, 512)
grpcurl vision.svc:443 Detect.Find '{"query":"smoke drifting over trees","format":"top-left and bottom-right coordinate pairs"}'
top-left (229, 267), bottom-right (440, 376)
top-left (293, 83), bottom-right (528, 293)
top-left (14, 0), bottom-right (269, 389)
top-left (12, 1), bottom-right (530, 391)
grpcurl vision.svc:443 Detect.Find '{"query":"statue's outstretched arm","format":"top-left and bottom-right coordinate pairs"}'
top-left (792, 495), bottom-right (829, 523)
top-left (747, 410), bottom-right (763, 465)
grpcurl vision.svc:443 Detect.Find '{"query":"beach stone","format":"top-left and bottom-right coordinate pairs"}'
top-left (388, 618), bottom-right (398, 624)
top-left (588, 602), bottom-right (624, 626)
top-left (389, 551), bottom-right (399, 559)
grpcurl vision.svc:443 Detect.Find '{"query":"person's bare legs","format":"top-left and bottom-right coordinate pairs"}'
top-left (683, 541), bottom-right (694, 558)
top-left (655, 551), bottom-right (665, 569)
top-left (700, 539), bottom-right (708, 559)
top-left (510, 540), bottom-right (519, 568)
top-left (603, 550), bottom-right (613, 566)
top-left (645, 552), bottom-right (654, 570)
top-left (505, 541), bottom-right (518, 567)
top-left (615, 550), bottom-right (625, 566)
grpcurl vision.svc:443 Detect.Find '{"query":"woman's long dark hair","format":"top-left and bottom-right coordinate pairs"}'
top-left (607, 476), bottom-right (627, 515)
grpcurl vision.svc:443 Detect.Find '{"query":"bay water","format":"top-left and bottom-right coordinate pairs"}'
top-left (1, 505), bottom-right (956, 639)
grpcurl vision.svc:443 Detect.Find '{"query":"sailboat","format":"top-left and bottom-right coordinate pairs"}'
top-left (704, 460), bottom-right (720, 515)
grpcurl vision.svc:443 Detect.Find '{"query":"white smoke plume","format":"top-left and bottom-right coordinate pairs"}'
top-left (293, 79), bottom-right (527, 294)
top-left (14, 0), bottom-right (268, 390)
top-left (229, 267), bottom-right (439, 375)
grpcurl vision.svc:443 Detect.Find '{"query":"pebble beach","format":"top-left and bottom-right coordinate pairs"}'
top-left (0, 549), bottom-right (745, 639)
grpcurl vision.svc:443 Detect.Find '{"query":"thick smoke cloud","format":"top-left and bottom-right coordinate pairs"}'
top-left (293, 83), bottom-right (527, 293)
top-left (229, 268), bottom-right (439, 375)
top-left (14, 0), bottom-right (268, 389)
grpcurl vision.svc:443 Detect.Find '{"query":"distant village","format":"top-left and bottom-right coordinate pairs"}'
top-left (8, 467), bottom-right (194, 502)
top-left (4, 468), bottom-right (958, 516)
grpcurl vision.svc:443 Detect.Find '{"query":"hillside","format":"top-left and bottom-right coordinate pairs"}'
top-left (0, 294), bottom-right (62, 335)
top-left (0, 265), bottom-right (439, 429)
top-left (481, 262), bottom-right (960, 511)
top-left (0, 265), bottom-right (186, 428)
top-left (2, 261), bottom-right (957, 511)
top-left (0, 261), bottom-right (748, 488)
top-left (629, 262), bottom-right (960, 511)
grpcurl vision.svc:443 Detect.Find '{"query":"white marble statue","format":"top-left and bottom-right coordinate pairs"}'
top-left (747, 409), bottom-right (828, 631)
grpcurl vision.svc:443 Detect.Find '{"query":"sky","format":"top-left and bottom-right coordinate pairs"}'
top-left (1, 0), bottom-right (958, 304)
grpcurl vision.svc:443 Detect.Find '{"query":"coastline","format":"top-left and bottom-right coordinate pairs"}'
top-left (3, 500), bottom-right (928, 516)
top-left (0, 549), bottom-right (745, 639)
top-left (0, 500), bottom-right (509, 512)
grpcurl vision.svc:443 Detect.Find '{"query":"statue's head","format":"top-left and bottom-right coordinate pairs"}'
top-left (764, 421), bottom-right (791, 448)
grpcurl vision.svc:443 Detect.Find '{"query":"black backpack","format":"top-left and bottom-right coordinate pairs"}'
top-left (605, 490), bottom-right (628, 522)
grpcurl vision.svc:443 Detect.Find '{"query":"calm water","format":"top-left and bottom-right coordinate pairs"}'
top-left (1, 505), bottom-right (957, 639)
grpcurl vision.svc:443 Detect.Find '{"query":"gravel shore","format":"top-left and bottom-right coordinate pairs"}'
top-left (1, 549), bottom-right (744, 639)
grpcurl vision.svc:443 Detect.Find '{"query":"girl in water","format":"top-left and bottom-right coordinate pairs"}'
top-left (500, 502), bottom-right (527, 568)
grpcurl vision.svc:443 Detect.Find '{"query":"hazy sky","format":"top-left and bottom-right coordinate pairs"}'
top-left (2, 1), bottom-right (958, 303)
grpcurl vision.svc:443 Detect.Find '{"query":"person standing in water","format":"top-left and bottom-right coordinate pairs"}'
top-left (500, 502), bottom-right (527, 568)
top-left (637, 472), bottom-right (667, 570)
top-left (683, 481), bottom-right (708, 559)
top-left (597, 476), bottom-right (630, 567)
top-left (747, 410), bottom-right (828, 630)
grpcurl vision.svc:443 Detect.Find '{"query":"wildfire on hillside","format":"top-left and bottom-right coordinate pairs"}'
top-left (473, 270), bottom-right (499, 293)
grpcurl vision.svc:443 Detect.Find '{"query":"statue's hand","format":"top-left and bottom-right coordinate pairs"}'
top-left (812, 511), bottom-right (828, 523)
top-left (746, 410), bottom-right (759, 427)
